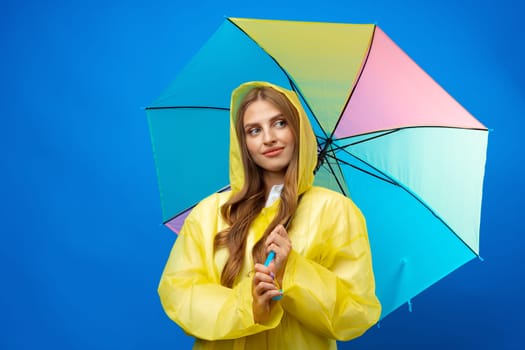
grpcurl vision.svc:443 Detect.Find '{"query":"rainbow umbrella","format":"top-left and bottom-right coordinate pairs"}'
top-left (146, 17), bottom-right (488, 319)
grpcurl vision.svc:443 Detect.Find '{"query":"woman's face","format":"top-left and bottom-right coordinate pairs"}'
top-left (243, 99), bottom-right (295, 179)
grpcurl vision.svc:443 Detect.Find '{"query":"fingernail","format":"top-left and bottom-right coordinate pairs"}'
top-left (270, 272), bottom-right (275, 280)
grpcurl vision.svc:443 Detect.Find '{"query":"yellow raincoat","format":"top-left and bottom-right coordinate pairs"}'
top-left (158, 82), bottom-right (381, 349)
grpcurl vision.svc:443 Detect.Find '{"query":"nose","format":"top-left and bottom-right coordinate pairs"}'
top-left (262, 128), bottom-right (276, 144)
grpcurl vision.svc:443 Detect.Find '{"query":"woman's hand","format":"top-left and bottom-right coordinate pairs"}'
top-left (252, 263), bottom-right (282, 323)
top-left (252, 224), bottom-right (291, 323)
top-left (265, 224), bottom-right (292, 286)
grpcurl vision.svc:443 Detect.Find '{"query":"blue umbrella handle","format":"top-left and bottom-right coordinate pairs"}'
top-left (264, 251), bottom-right (282, 300)
top-left (264, 251), bottom-right (275, 267)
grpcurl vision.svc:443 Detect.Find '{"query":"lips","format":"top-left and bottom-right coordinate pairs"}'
top-left (263, 147), bottom-right (284, 157)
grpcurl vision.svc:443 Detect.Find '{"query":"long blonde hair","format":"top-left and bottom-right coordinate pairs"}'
top-left (214, 86), bottom-right (301, 288)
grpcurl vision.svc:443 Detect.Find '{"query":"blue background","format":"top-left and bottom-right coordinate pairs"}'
top-left (2, 0), bottom-right (523, 349)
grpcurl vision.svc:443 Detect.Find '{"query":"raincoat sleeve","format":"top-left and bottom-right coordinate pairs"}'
top-left (281, 191), bottom-right (381, 341)
top-left (158, 195), bottom-right (284, 341)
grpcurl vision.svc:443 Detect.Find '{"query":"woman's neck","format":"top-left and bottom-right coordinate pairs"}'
top-left (263, 172), bottom-right (285, 198)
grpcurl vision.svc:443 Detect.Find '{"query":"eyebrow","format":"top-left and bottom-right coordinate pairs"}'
top-left (243, 113), bottom-right (285, 129)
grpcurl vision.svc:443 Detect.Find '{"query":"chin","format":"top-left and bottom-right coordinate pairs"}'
top-left (264, 165), bottom-right (288, 174)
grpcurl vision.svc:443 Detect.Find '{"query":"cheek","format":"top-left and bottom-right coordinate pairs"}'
top-left (287, 132), bottom-right (297, 158)
top-left (285, 129), bottom-right (295, 145)
top-left (245, 138), bottom-right (258, 157)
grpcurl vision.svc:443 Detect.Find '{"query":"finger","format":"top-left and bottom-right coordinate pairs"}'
top-left (267, 243), bottom-right (280, 255)
top-left (253, 271), bottom-right (274, 285)
top-left (275, 224), bottom-right (287, 236)
top-left (263, 288), bottom-right (283, 301)
top-left (267, 242), bottom-right (290, 258)
top-left (254, 281), bottom-right (278, 296)
top-left (254, 263), bottom-right (272, 275)
top-left (257, 286), bottom-right (282, 303)
top-left (266, 237), bottom-right (289, 254)
top-left (267, 234), bottom-right (291, 251)
top-left (266, 225), bottom-right (286, 242)
top-left (266, 231), bottom-right (290, 249)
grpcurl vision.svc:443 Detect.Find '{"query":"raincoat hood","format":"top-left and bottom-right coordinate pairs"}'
top-left (229, 82), bottom-right (317, 196)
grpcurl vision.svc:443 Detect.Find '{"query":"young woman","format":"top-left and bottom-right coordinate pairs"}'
top-left (158, 81), bottom-right (381, 349)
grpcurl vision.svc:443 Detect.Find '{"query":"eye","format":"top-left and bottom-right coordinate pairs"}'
top-left (246, 127), bottom-right (261, 136)
top-left (274, 119), bottom-right (287, 128)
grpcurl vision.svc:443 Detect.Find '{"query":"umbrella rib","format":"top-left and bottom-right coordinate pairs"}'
top-left (334, 125), bottom-right (489, 144)
top-left (331, 129), bottom-right (401, 152)
top-left (325, 153), bottom-right (397, 186)
top-left (329, 150), bottom-right (480, 257)
top-left (145, 106), bottom-right (230, 111)
top-left (288, 80), bottom-right (329, 140)
top-left (163, 205), bottom-right (195, 225)
top-left (226, 18), bottom-right (329, 140)
top-left (331, 125), bottom-right (488, 155)
top-left (331, 150), bottom-right (353, 194)
top-left (163, 185), bottom-right (231, 225)
top-left (323, 157), bottom-right (349, 196)
top-left (328, 24), bottom-right (377, 139)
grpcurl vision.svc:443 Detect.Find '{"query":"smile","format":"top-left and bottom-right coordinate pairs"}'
top-left (263, 147), bottom-right (284, 157)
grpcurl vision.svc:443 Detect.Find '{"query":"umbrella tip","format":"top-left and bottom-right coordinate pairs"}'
top-left (478, 255), bottom-right (485, 262)
top-left (407, 299), bottom-right (413, 313)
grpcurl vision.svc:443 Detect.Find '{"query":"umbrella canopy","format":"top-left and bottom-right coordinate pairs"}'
top-left (146, 17), bottom-right (488, 319)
